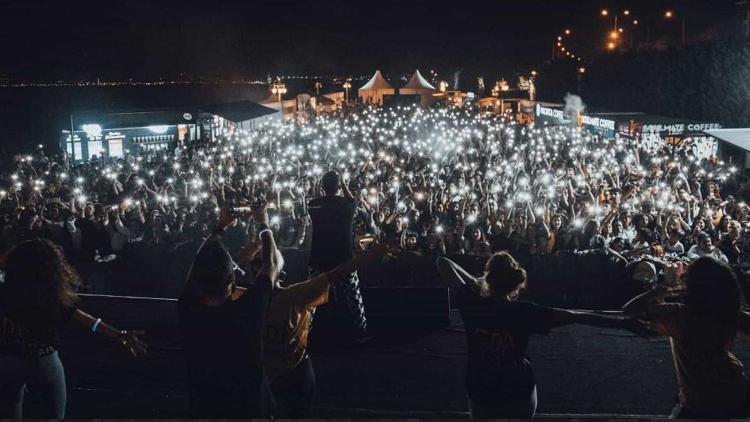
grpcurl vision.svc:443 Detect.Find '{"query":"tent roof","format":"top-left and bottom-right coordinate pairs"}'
top-left (70, 108), bottom-right (200, 130)
top-left (359, 70), bottom-right (393, 90)
top-left (706, 129), bottom-right (750, 152)
top-left (403, 70), bottom-right (435, 90)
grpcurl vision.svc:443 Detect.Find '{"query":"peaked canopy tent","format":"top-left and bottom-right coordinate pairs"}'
top-left (399, 70), bottom-right (436, 105)
top-left (358, 70), bottom-right (395, 105)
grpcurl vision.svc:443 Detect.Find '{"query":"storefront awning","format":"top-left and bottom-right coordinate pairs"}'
top-left (706, 129), bottom-right (750, 152)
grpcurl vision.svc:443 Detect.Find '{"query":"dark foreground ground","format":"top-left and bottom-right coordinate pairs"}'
top-left (31, 293), bottom-right (750, 418)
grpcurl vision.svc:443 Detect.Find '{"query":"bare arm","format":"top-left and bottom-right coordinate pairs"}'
top-left (436, 256), bottom-right (479, 289)
top-left (71, 309), bottom-right (147, 356)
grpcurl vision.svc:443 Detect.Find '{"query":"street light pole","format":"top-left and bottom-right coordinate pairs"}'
top-left (343, 80), bottom-right (352, 102)
top-left (271, 81), bottom-right (287, 120)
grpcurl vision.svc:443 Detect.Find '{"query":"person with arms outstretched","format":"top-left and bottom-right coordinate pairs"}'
top-left (0, 239), bottom-right (146, 418)
top-left (437, 252), bottom-right (643, 418)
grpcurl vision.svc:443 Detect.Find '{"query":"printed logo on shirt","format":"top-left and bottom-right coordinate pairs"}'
top-left (473, 328), bottom-right (518, 357)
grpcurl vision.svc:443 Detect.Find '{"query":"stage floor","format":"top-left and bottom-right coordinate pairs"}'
top-left (42, 300), bottom-right (750, 418)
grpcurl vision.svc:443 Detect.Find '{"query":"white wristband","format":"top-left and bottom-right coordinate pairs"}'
top-left (258, 228), bottom-right (273, 238)
top-left (91, 318), bottom-right (102, 333)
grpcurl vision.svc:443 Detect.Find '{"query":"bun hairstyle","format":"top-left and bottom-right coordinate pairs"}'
top-left (481, 252), bottom-right (528, 300)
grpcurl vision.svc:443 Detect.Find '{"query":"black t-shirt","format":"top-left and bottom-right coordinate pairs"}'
top-left (308, 195), bottom-right (356, 271)
top-left (178, 276), bottom-right (273, 418)
top-left (0, 289), bottom-right (77, 358)
top-left (456, 285), bottom-right (555, 403)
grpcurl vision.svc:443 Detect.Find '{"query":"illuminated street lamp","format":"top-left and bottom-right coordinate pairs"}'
top-left (343, 80), bottom-right (352, 102)
top-left (601, 9), bottom-right (609, 16)
top-left (664, 10), bottom-right (686, 45)
top-left (578, 67), bottom-right (586, 74)
top-left (607, 41), bottom-right (617, 51)
top-left (314, 80), bottom-right (322, 96)
top-left (564, 28), bottom-right (571, 35)
top-left (271, 81), bottom-right (287, 118)
top-left (531, 70), bottom-right (537, 77)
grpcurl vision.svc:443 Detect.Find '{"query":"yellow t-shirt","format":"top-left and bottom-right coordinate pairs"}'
top-left (264, 274), bottom-right (329, 381)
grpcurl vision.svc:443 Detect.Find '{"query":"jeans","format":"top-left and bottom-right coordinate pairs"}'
top-left (0, 351), bottom-right (67, 419)
top-left (468, 386), bottom-right (538, 419)
top-left (310, 269), bottom-right (367, 341)
top-left (271, 354), bottom-right (316, 418)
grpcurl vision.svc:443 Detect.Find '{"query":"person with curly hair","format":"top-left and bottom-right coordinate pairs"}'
top-left (0, 239), bottom-right (146, 418)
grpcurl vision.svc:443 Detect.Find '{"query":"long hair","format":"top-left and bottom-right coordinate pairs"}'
top-left (3, 239), bottom-right (80, 333)
top-left (683, 257), bottom-right (742, 341)
top-left (480, 251), bottom-right (528, 300)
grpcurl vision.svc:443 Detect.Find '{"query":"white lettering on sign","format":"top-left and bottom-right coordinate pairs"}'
top-left (642, 123), bottom-right (722, 135)
top-left (535, 104), bottom-right (565, 121)
top-left (581, 115), bottom-right (616, 130)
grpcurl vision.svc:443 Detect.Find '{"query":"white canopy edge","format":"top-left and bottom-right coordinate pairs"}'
top-left (706, 129), bottom-right (750, 152)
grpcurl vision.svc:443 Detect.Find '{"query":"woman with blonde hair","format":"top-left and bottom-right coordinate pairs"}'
top-left (438, 251), bottom-right (640, 418)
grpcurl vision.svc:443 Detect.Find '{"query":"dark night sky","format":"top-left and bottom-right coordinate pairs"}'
top-left (0, 0), bottom-right (739, 81)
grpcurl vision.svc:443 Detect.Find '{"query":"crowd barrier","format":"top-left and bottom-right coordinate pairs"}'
top-left (82, 242), bottom-right (640, 309)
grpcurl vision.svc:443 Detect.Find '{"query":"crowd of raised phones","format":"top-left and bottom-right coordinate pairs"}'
top-left (1, 105), bottom-right (750, 296)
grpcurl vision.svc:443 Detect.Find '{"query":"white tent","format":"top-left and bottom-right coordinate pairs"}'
top-left (399, 70), bottom-right (436, 105)
top-left (358, 70), bottom-right (395, 105)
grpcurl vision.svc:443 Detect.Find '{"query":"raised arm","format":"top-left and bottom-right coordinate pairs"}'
top-left (327, 243), bottom-right (388, 284)
top-left (436, 256), bottom-right (479, 290)
top-left (549, 308), bottom-right (638, 331)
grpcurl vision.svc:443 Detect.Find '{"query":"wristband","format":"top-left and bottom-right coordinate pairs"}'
top-left (258, 228), bottom-right (273, 238)
top-left (91, 318), bottom-right (102, 333)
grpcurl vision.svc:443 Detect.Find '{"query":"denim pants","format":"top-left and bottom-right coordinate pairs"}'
top-left (0, 351), bottom-right (67, 419)
top-left (270, 354), bottom-right (316, 418)
top-left (309, 269), bottom-right (367, 340)
top-left (468, 385), bottom-right (538, 419)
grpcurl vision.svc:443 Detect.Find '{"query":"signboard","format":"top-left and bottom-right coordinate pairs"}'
top-left (580, 115), bottom-right (616, 131)
top-left (535, 104), bottom-right (566, 121)
top-left (641, 123), bottom-right (722, 135)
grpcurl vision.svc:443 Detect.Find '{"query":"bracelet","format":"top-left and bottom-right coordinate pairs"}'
top-left (258, 228), bottom-right (273, 238)
top-left (91, 318), bottom-right (102, 333)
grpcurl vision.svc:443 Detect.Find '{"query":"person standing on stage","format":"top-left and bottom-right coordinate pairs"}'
top-left (308, 170), bottom-right (367, 341)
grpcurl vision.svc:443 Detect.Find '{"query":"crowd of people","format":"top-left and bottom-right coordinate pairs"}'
top-left (1, 103), bottom-right (750, 418)
top-left (2, 105), bottom-right (750, 296)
